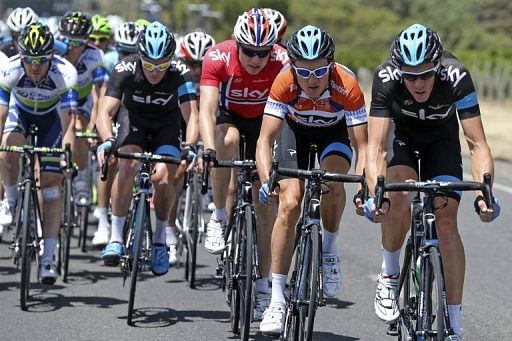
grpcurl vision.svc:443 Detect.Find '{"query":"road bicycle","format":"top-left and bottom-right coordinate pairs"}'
top-left (268, 145), bottom-right (365, 341)
top-left (374, 174), bottom-right (494, 340)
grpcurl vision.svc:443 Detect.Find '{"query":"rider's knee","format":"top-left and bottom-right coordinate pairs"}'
top-left (42, 186), bottom-right (61, 201)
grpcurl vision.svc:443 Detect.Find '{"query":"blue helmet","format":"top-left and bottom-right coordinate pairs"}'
top-left (287, 25), bottom-right (335, 61)
top-left (137, 21), bottom-right (176, 59)
top-left (391, 23), bottom-right (443, 66)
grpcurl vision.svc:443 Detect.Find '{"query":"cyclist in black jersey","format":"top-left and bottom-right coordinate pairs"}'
top-left (363, 24), bottom-right (500, 339)
top-left (96, 21), bottom-right (199, 276)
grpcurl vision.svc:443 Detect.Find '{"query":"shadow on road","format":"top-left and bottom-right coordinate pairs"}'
top-left (325, 297), bottom-right (355, 310)
top-left (27, 291), bottom-right (127, 312)
top-left (122, 306), bottom-right (230, 328)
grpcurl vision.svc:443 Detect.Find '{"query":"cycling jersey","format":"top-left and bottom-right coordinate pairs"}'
top-left (103, 49), bottom-right (120, 74)
top-left (265, 63), bottom-right (367, 128)
top-left (0, 41), bottom-right (17, 58)
top-left (370, 51), bottom-right (479, 141)
top-left (200, 39), bottom-right (289, 119)
top-left (0, 51), bottom-right (8, 65)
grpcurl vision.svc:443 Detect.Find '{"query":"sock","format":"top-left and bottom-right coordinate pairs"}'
top-left (153, 218), bottom-right (167, 244)
top-left (41, 238), bottom-right (57, 264)
top-left (166, 226), bottom-right (177, 245)
top-left (97, 207), bottom-right (109, 231)
top-left (255, 277), bottom-right (270, 294)
top-left (448, 304), bottom-right (462, 336)
top-left (212, 208), bottom-right (227, 222)
top-left (270, 273), bottom-right (287, 305)
top-left (110, 215), bottom-right (126, 243)
top-left (381, 246), bottom-right (401, 276)
top-left (322, 229), bottom-right (338, 253)
top-left (4, 184), bottom-right (17, 207)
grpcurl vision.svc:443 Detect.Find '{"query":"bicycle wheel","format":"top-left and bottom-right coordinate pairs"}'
top-left (230, 209), bottom-right (242, 334)
top-left (19, 182), bottom-right (32, 311)
top-left (127, 193), bottom-right (147, 326)
top-left (425, 247), bottom-right (447, 340)
top-left (78, 205), bottom-right (89, 253)
top-left (184, 175), bottom-right (199, 288)
top-left (239, 205), bottom-right (254, 340)
top-left (60, 178), bottom-right (73, 283)
top-left (398, 239), bottom-right (416, 341)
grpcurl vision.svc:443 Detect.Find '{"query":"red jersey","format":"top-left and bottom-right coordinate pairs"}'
top-left (200, 39), bottom-right (289, 119)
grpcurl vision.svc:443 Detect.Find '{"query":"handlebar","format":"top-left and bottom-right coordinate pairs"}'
top-left (0, 144), bottom-right (65, 154)
top-left (75, 131), bottom-right (99, 140)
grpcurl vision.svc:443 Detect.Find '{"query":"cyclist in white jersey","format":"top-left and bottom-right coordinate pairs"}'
top-left (0, 23), bottom-right (78, 284)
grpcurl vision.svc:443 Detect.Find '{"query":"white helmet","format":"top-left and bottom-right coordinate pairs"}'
top-left (6, 7), bottom-right (39, 33)
top-left (114, 22), bottom-right (142, 53)
top-left (106, 14), bottom-right (124, 33)
top-left (0, 20), bottom-right (9, 40)
top-left (233, 8), bottom-right (278, 47)
top-left (261, 8), bottom-right (287, 40)
top-left (180, 31), bottom-right (215, 61)
top-left (46, 16), bottom-right (60, 36)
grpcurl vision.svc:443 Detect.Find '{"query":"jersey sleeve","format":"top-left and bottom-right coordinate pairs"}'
top-left (451, 66), bottom-right (480, 120)
top-left (0, 60), bottom-right (21, 107)
top-left (177, 69), bottom-right (198, 104)
top-left (340, 66), bottom-right (367, 127)
top-left (199, 48), bottom-right (224, 88)
top-left (60, 64), bottom-right (78, 110)
top-left (92, 49), bottom-right (109, 84)
top-left (104, 63), bottom-right (130, 99)
top-left (264, 71), bottom-right (292, 120)
top-left (369, 62), bottom-right (399, 118)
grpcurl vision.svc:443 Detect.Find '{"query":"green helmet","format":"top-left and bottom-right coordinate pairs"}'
top-left (89, 14), bottom-right (111, 39)
top-left (135, 18), bottom-right (150, 28)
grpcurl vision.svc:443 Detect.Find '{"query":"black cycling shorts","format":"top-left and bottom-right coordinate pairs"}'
top-left (216, 109), bottom-right (262, 160)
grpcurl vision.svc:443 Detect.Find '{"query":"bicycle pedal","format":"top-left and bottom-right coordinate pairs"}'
top-left (386, 323), bottom-right (399, 336)
top-left (318, 299), bottom-right (326, 307)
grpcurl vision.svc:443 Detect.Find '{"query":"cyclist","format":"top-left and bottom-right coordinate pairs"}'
top-left (96, 21), bottom-right (199, 276)
top-left (1, 7), bottom-right (39, 58)
top-left (199, 7), bottom-right (288, 320)
top-left (0, 23), bottom-right (77, 283)
top-left (261, 8), bottom-right (287, 47)
top-left (165, 30), bottom-right (215, 265)
top-left (89, 14), bottom-right (112, 53)
top-left (364, 23), bottom-right (499, 339)
top-left (92, 21), bottom-right (143, 247)
top-left (58, 11), bottom-right (109, 206)
top-left (256, 25), bottom-right (368, 334)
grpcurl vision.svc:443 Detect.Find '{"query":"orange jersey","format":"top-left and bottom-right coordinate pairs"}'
top-left (264, 64), bottom-right (367, 127)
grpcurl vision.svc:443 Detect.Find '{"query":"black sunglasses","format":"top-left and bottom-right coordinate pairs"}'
top-left (401, 64), bottom-right (439, 82)
top-left (239, 45), bottom-right (271, 58)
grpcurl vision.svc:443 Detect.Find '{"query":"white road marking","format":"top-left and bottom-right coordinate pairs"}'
top-left (463, 172), bottom-right (512, 195)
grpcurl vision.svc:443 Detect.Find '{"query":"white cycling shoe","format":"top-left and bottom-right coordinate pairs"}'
top-left (260, 302), bottom-right (286, 336)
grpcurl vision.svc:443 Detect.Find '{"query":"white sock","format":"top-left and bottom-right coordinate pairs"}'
top-left (322, 229), bottom-right (338, 253)
top-left (270, 273), bottom-right (287, 305)
top-left (110, 215), bottom-right (126, 243)
top-left (212, 208), bottom-right (227, 222)
top-left (97, 207), bottom-right (110, 230)
top-left (41, 238), bottom-right (57, 264)
top-left (381, 246), bottom-right (401, 276)
top-left (255, 277), bottom-right (270, 294)
top-left (153, 218), bottom-right (167, 244)
top-left (448, 304), bottom-right (462, 336)
top-left (4, 184), bottom-right (17, 207)
top-left (166, 226), bottom-right (177, 245)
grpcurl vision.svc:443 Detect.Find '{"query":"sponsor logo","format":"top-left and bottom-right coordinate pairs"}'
top-left (401, 105), bottom-right (452, 120)
top-left (229, 88), bottom-right (269, 98)
top-left (378, 65), bottom-right (401, 83)
top-left (270, 49), bottom-right (289, 62)
top-left (330, 80), bottom-right (347, 95)
top-left (294, 111), bottom-right (338, 125)
top-left (439, 65), bottom-right (467, 87)
top-left (115, 61), bottom-right (137, 74)
top-left (171, 60), bottom-right (190, 75)
top-left (429, 104), bottom-right (450, 110)
top-left (209, 49), bottom-right (230, 65)
top-left (287, 148), bottom-right (297, 157)
top-left (403, 100), bottom-right (414, 106)
top-left (395, 139), bottom-right (406, 146)
top-left (132, 94), bottom-right (174, 106)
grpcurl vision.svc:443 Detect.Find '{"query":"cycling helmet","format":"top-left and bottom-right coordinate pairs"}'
top-left (137, 21), bottom-right (176, 59)
top-left (262, 8), bottom-right (287, 40)
top-left (180, 31), bottom-right (215, 61)
top-left (390, 23), bottom-right (443, 67)
top-left (18, 23), bottom-right (54, 56)
top-left (90, 14), bottom-right (111, 39)
top-left (106, 15), bottom-right (124, 32)
top-left (115, 22), bottom-right (142, 53)
top-left (135, 18), bottom-right (150, 28)
top-left (0, 20), bottom-right (9, 40)
top-left (59, 11), bottom-right (92, 37)
top-left (233, 8), bottom-right (278, 47)
top-left (6, 7), bottom-right (39, 33)
top-left (46, 16), bottom-right (60, 36)
top-left (287, 25), bottom-right (335, 61)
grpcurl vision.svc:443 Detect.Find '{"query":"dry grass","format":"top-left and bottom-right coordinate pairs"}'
top-left (477, 100), bottom-right (512, 162)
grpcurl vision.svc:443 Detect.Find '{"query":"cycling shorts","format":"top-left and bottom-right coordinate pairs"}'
top-left (216, 109), bottom-right (262, 160)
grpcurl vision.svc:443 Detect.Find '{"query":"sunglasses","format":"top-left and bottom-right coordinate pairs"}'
top-left (240, 45), bottom-right (272, 58)
top-left (292, 64), bottom-right (331, 79)
top-left (90, 37), bottom-right (109, 43)
top-left (140, 58), bottom-right (172, 72)
top-left (401, 64), bottom-right (439, 82)
top-left (65, 37), bottom-right (88, 47)
top-left (21, 54), bottom-right (52, 65)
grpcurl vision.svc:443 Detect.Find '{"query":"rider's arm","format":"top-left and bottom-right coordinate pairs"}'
top-left (96, 95), bottom-right (121, 141)
top-left (179, 99), bottom-right (199, 145)
top-left (198, 85), bottom-right (219, 150)
top-left (460, 115), bottom-right (494, 188)
top-left (0, 104), bottom-right (8, 142)
top-left (365, 116), bottom-right (392, 196)
top-left (256, 115), bottom-right (283, 183)
top-left (87, 82), bottom-right (107, 131)
top-left (348, 123), bottom-right (368, 190)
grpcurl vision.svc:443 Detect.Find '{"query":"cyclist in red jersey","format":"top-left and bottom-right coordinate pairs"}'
top-left (199, 8), bottom-right (289, 320)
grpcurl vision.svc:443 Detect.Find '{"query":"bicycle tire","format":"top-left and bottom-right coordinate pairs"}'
top-left (79, 205), bottom-right (89, 252)
top-left (185, 174), bottom-right (200, 289)
top-left (239, 205), bottom-right (254, 340)
top-left (230, 209), bottom-right (242, 334)
top-left (19, 182), bottom-right (32, 311)
top-left (303, 223), bottom-right (320, 341)
top-left (127, 193), bottom-right (147, 326)
top-left (61, 178), bottom-right (73, 283)
top-left (426, 247), bottom-right (447, 340)
top-left (398, 239), bottom-right (415, 341)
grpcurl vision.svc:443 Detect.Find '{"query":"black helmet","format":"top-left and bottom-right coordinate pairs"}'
top-left (59, 11), bottom-right (92, 37)
top-left (287, 25), bottom-right (335, 61)
top-left (137, 21), bottom-right (176, 59)
top-left (390, 23), bottom-right (443, 67)
top-left (18, 23), bottom-right (54, 56)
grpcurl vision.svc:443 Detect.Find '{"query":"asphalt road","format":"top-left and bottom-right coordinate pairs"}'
top-left (0, 159), bottom-right (510, 340)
